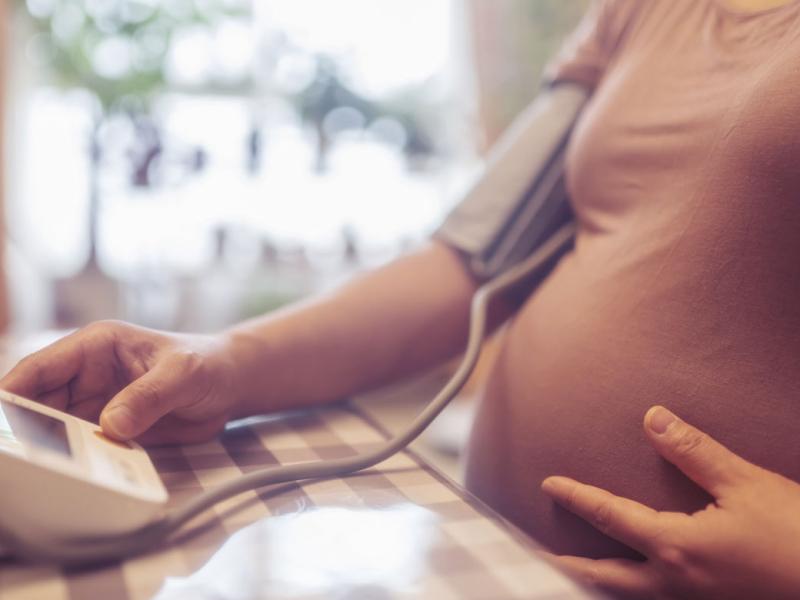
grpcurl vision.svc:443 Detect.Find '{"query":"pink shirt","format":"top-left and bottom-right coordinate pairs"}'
top-left (465, 0), bottom-right (800, 558)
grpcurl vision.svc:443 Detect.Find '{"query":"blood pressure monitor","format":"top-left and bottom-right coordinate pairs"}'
top-left (0, 390), bottom-right (168, 546)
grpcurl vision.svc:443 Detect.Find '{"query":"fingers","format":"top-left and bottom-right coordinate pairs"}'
top-left (555, 555), bottom-right (659, 599)
top-left (37, 388), bottom-right (74, 414)
top-left (644, 406), bottom-right (756, 497)
top-left (541, 476), bottom-right (664, 555)
top-left (0, 329), bottom-right (90, 400)
top-left (100, 351), bottom-right (211, 440)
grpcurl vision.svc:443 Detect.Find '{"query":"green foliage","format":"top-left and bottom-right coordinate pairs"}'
top-left (18, 0), bottom-right (250, 113)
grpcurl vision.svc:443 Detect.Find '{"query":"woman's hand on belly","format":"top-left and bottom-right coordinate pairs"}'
top-left (540, 406), bottom-right (800, 600)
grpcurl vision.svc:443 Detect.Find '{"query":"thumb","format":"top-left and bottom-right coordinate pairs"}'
top-left (644, 406), bottom-right (757, 497)
top-left (100, 358), bottom-right (189, 440)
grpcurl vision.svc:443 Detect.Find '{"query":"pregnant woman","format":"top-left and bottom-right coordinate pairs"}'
top-left (3, 0), bottom-right (800, 597)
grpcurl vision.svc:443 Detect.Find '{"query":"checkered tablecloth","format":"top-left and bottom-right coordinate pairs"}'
top-left (0, 403), bottom-right (595, 600)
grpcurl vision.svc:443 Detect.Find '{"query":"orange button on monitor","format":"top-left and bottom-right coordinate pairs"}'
top-left (94, 430), bottom-right (134, 450)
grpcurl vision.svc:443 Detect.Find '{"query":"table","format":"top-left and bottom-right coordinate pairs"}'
top-left (0, 403), bottom-right (598, 600)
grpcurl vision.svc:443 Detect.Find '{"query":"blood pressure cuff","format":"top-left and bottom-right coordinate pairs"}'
top-left (433, 83), bottom-right (589, 281)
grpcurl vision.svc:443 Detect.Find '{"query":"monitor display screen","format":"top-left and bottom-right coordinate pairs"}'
top-left (0, 398), bottom-right (71, 457)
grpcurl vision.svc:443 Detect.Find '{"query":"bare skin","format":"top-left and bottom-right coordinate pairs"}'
top-left (724, 0), bottom-right (796, 12)
top-left (543, 407), bottom-right (800, 599)
top-left (0, 241), bottom-right (483, 445)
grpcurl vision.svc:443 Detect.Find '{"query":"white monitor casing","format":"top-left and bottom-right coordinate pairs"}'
top-left (0, 390), bottom-right (168, 545)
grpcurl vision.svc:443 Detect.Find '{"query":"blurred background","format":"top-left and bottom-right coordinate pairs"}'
top-left (0, 0), bottom-right (587, 474)
top-left (1, 0), bottom-right (586, 334)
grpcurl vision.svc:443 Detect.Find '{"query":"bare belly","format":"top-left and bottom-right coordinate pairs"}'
top-left (463, 249), bottom-right (800, 559)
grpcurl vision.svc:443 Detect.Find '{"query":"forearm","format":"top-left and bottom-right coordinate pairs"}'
top-left (223, 240), bottom-right (484, 417)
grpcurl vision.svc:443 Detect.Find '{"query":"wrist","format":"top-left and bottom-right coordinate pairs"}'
top-left (214, 326), bottom-right (275, 419)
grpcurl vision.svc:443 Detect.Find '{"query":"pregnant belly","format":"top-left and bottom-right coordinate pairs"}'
top-left (463, 254), bottom-right (800, 559)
